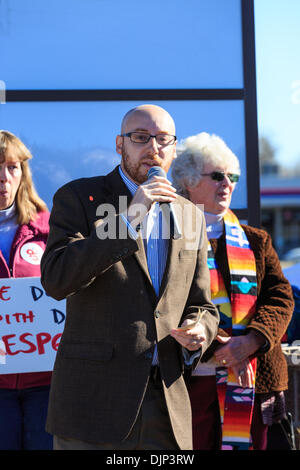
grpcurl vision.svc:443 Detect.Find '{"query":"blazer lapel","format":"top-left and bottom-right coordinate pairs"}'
top-left (134, 234), bottom-right (153, 285)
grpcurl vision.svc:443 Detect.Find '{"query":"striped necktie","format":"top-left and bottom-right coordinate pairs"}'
top-left (144, 204), bottom-right (168, 296)
top-left (144, 204), bottom-right (168, 365)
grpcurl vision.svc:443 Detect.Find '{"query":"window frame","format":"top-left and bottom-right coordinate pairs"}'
top-left (5, 0), bottom-right (259, 226)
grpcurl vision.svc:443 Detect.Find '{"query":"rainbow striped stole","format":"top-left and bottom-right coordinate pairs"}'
top-left (207, 210), bottom-right (257, 450)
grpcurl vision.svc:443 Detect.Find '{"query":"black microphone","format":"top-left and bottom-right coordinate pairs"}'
top-left (147, 166), bottom-right (182, 240)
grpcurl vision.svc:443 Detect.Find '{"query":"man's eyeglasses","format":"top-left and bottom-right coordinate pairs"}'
top-left (121, 132), bottom-right (177, 146)
top-left (201, 171), bottom-right (240, 183)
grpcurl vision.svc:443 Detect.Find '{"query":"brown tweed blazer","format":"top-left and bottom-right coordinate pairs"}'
top-left (41, 166), bottom-right (219, 449)
top-left (208, 225), bottom-right (294, 393)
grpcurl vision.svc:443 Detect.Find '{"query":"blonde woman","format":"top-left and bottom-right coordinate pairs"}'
top-left (0, 130), bottom-right (52, 449)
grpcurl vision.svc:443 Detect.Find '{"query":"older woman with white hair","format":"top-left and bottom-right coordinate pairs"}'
top-left (172, 132), bottom-right (294, 450)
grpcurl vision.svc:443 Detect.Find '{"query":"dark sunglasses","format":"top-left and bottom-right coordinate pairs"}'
top-left (201, 171), bottom-right (240, 183)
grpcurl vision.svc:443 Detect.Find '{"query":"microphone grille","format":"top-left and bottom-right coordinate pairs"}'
top-left (147, 166), bottom-right (166, 179)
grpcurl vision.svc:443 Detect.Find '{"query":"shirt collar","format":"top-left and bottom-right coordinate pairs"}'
top-left (118, 165), bottom-right (138, 196)
top-left (204, 211), bottom-right (224, 240)
top-left (0, 202), bottom-right (17, 224)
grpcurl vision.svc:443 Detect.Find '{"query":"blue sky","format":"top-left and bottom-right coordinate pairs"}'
top-left (0, 0), bottom-right (248, 209)
top-left (1, 0), bottom-right (299, 209)
top-left (254, 0), bottom-right (300, 168)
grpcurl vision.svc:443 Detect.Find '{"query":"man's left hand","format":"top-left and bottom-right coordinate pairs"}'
top-left (171, 320), bottom-right (206, 351)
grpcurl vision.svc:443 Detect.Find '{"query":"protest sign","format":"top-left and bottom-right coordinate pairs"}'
top-left (0, 277), bottom-right (66, 374)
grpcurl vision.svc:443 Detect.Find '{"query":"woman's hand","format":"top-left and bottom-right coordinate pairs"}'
top-left (213, 336), bottom-right (255, 387)
top-left (214, 331), bottom-right (265, 368)
top-left (232, 359), bottom-right (254, 388)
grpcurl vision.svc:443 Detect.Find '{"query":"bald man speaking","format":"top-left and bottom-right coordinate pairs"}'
top-left (41, 104), bottom-right (218, 450)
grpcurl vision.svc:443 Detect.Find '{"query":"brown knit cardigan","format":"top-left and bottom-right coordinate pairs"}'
top-left (206, 224), bottom-right (294, 393)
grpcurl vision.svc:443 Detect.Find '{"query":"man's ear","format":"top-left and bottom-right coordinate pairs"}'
top-left (173, 141), bottom-right (177, 159)
top-left (116, 135), bottom-right (123, 155)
